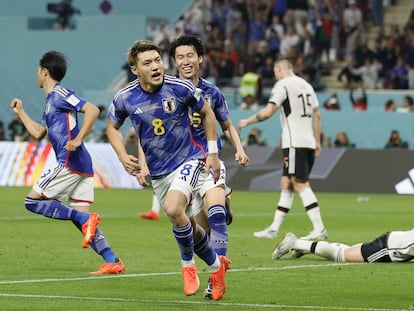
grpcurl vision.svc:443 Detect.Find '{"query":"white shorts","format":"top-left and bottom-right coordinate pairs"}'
top-left (151, 159), bottom-right (208, 216)
top-left (33, 163), bottom-right (94, 206)
top-left (190, 160), bottom-right (227, 217)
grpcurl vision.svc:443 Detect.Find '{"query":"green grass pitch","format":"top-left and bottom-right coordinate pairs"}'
top-left (0, 186), bottom-right (413, 310)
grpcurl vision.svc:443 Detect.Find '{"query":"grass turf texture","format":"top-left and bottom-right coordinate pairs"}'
top-left (0, 186), bottom-right (413, 310)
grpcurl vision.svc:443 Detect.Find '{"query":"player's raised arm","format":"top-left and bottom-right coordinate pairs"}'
top-left (10, 98), bottom-right (47, 140)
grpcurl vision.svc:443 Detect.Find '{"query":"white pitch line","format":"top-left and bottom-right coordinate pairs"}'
top-left (0, 293), bottom-right (408, 311)
top-left (0, 263), bottom-right (357, 285)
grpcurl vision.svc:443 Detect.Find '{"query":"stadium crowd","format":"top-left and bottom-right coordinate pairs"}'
top-left (1, 0), bottom-right (413, 145)
top-left (146, 0), bottom-right (414, 98)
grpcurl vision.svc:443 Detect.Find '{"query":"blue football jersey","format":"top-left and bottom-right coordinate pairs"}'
top-left (107, 75), bottom-right (206, 179)
top-left (190, 78), bottom-right (230, 155)
top-left (41, 83), bottom-right (94, 176)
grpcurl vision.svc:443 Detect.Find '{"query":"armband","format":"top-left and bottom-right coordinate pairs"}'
top-left (207, 140), bottom-right (218, 154)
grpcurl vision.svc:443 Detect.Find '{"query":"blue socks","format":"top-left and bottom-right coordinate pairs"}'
top-left (173, 222), bottom-right (194, 261)
top-left (25, 196), bottom-right (118, 263)
top-left (25, 197), bottom-right (88, 225)
top-left (71, 220), bottom-right (118, 263)
top-left (90, 228), bottom-right (118, 263)
top-left (194, 227), bottom-right (216, 266)
top-left (208, 205), bottom-right (228, 256)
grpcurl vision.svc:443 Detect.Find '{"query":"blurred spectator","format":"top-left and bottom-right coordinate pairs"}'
top-left (243, 128), bottom-right (266, 146)
top-left (251, 40), bottom-right (271, 74)
top-left (0, 120), bottom-right (6, 141)
top-left (247, 8), bottom-right (267, 62)
top-left (396, 95), bottom-right (414, 113)
top-left (387, 56), bottom-right (409, 89)
top-left (302, 45), bottom-right (324, 90)
top-left (337, 56), bottom-right (363, 89)
top-left (240, 95), bottom-right (259, 111)
top-left (314, 3), bottom-right (334, 68)
top-left (226, 9), bottom-right (248, 65)
top-left (404, 30), bottom-right (414, 89)
top-left (342, 0), bottom-right (364, 57)
top-left (265, 15), bottom-right (284, 44)
top-left (352, 57), bottom-right (382, 89)
top-left (216, 49), bottom-right (235, 86)
top-left (376, 36), bottom-right (397, 85)
top-left (350, 88), bottom-right (367, 111)
top-left (205, 25), bottom-right (224, 57)
top-left (273, 0), bottom-right (288, 21)
top-left (370, 0), bottom-right (384, 26)
top-left (8, 113), bottom-right (31, 141)
top-left (146, 20), bottom-right (172, 71)
top-left (323, 93), bottom-right (340, 110)
top-left (279, 25), bottom-right (300, 56)
top-left (384, 99), bottom-right (397, 112)
top-left (146, 20), bottom-right (171, 46)
top-left (334, 131), bottom-right (355, 148)
top-left (289, 0), bottom-right (309, 20)
top-left (221, 40), bottom-right (240, 75)
top-left (258, 55), bottom-right (276, 87)
top-left (265, 28), bottom-right (281, 58)
top-left (47, 0), bottom-right (81, 30)
top-left (182, 1), bottom-right (207, 37)
top-left (210, 0), bottom-right (229, 36)
top-left (384, 130), bottom-right (408, 149)
top-left (353, 39), bottom-right (376, 68)
top-left (404, 9), bottom-right (414, 32)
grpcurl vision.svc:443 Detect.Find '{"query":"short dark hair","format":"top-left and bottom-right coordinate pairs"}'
top-left (39, 51), bottom-right (67, 81)
top-left (127, 40), bottom-right (161, 67)
top-left (169, 35), bottom-right (205, 59)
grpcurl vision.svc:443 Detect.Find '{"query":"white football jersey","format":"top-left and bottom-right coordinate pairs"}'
top-left (387, 229), bottom-right (414, 262)
top-left (268, 75), bottom-right (319, 149)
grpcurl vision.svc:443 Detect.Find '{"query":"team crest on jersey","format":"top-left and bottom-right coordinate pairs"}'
top-left (162, 98), bottom-right (177, 113)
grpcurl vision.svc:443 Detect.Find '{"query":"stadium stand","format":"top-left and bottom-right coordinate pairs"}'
top-left (0, 0), bottom-right (413, 150)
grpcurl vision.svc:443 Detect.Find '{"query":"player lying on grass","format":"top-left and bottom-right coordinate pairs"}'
top-left (272, 229), bottom-right (414, 262)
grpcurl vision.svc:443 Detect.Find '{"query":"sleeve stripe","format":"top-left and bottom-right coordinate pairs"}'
top-left (164, 74), bottom-right (195, 91)
top-left (113, 80), bottom-right (139, 101)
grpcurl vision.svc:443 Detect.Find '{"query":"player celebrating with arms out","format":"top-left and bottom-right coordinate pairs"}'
top-left (106, 40), bottom-right (229, 300)
top-left (238, 57), bottom-right (327, 244)
top-left (136, 35), bottom-right (249, 298)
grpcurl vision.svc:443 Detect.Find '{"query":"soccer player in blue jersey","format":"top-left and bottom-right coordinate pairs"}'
top-left (105, 39), bottom-right (229, 300)
top-left (137, 35), bottom-right (250, 299)
top-left (172, 34), bottom-right (250, 298)
top-left (10, 51), bottom-right (125, 275)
